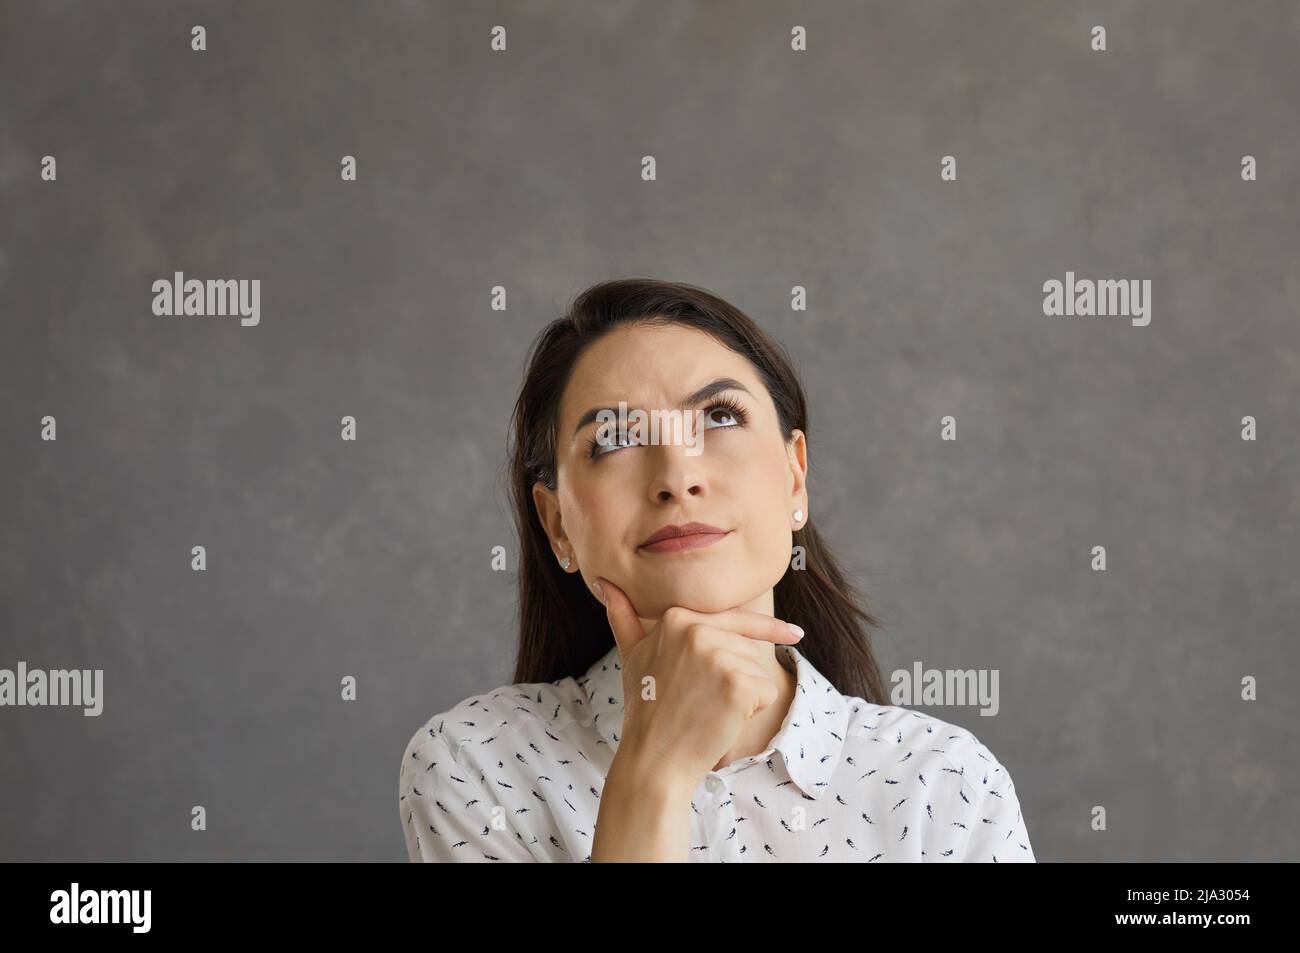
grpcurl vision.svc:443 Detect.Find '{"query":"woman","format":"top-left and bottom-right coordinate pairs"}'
top-left (398, 278), bottom-right (1036, 862)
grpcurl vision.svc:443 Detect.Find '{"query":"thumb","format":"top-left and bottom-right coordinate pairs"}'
top-left (594, 577), bottom-right (646, 655)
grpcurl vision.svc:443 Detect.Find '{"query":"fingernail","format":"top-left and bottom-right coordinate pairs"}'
top-left (788, 623), bottom-right (804, 639)
top-left (592, 580), bottom-right (605, 605)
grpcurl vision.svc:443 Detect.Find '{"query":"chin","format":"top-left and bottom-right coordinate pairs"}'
top-left (637, 578), bottom-right (750, 617)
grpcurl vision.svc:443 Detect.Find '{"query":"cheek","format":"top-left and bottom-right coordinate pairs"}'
top-left (563, 481), bottom-right (624, 558)
top-left (740, 453), bottom-right (795, 554)
top-left (730, 503), bottom-right (795, 594)
top-left (748, 508), bottom-right (791, 563)
top-left (748, 448), bottom-right (793, 507)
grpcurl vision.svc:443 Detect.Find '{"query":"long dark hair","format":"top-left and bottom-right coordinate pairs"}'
top-left (504, 278), bottom-right (888, 704)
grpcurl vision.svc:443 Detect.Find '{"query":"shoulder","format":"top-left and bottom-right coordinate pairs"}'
top-left (840, 698), bottom-right (1020, 795)
top-left (839, 699), bottom-right (1034, 859)
top-left (841, 696), bottom-right (981, 753)
top-left (398, 671), bottom-right (589, 780)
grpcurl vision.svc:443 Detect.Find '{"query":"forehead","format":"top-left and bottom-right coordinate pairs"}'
top-left (558, 323), bottom-right (761, 426)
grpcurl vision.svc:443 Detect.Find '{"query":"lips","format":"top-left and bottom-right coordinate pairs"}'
top-left (638, 521), bottom-right (730, 553)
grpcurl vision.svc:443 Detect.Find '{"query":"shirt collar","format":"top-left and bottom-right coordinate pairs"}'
top-left (579, 638), bottom-right (851, 800)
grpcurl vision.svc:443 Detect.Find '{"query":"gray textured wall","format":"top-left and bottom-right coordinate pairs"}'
top-left (2, 0), bottom-right (1297, 861)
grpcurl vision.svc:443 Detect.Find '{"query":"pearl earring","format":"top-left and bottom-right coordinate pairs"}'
top-left (560, 555), bottom-right (572, 570)
top-left (793, 509), bottom-right (804, 524)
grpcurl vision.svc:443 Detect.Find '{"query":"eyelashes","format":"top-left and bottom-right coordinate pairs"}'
top-left (584, 396), bottom-right (750, 460)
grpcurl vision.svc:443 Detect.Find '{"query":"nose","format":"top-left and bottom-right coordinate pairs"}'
top-left (654, 482), bottom-right (703, 503)
top-left (646, 438), bottom-right (708, 504)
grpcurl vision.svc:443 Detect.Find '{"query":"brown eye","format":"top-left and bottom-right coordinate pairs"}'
top-left (703, 399), bottom-right (748, 430)
top-left (705, 407), bottom-right (740, 428)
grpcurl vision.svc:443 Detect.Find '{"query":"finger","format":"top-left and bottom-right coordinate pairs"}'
top-left (736, 672), bottom-right (783, 717)
top-left (686, 607), bottom-right (805, 646)
top-left (685, 626), bottom-right (796, 677)
top-left (704, 644), bottom-right (777, 683)
top-left (594, 577), bottom-right (647, 655)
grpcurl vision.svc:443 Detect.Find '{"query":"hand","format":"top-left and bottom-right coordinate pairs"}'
top-left (593, 576), bottom-right (804, 790)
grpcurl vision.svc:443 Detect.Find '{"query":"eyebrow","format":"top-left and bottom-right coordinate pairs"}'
top-left (569, 377), bottom-right (754, 442)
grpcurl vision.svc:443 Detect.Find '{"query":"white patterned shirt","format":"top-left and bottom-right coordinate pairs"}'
top-left (399, 640), bottom-right (1036, 862)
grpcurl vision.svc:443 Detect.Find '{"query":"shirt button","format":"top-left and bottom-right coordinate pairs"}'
top-left (705, 776), bottom-right (722, 794)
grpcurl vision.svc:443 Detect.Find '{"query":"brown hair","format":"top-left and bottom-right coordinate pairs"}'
top-left (503, 278), bottom-right (888, 704)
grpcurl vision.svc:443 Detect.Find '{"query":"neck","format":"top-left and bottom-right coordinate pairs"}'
top-left (636, 588), bottom-right (799, 773)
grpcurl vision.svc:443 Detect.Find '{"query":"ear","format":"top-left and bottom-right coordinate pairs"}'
top-left (531, 481), bottom-right (568, 555)
top-left (787, 428), bottom-right (808, 515)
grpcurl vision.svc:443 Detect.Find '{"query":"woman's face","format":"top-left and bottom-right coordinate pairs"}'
top-left (533, 322), bottom-right (808, 623)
